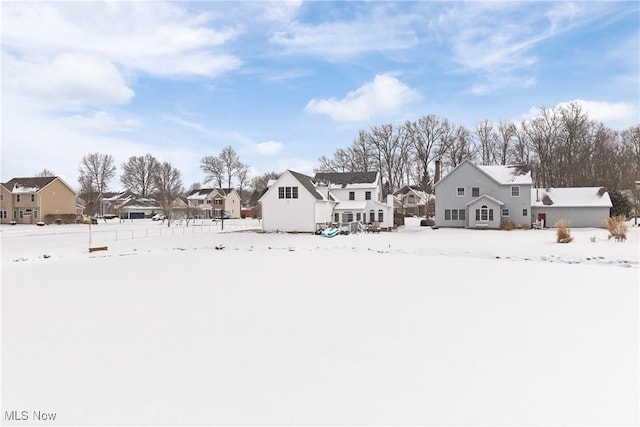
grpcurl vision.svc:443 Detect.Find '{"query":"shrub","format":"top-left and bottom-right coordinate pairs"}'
top-left (520, 223), bottom-right (531, 230)
top-left (420, 218), bottom-right (435, 226)
top-left (606, 215), bottom-right (627, 241)
top-left (555, 219), bottom-right (573, 243)
top-left (500, 220), bottom-right (515, 231)
top-left (44, 213), bottom-right (76, 225)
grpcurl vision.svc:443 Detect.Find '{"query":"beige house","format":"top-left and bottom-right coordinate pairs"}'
top-left (186, 188), bottom-right (241, 219)
top-left (1, 176), bottom-right (77, 224)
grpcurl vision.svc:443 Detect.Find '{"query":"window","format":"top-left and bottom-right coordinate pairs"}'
top-left (13, 210), bottom-right (17, 219)
top-left (198, 200), bottom-right (204, 205)
top-left (480, 205), bottom-right (488, 221)
top-left (214, 198), bottom-right (223, 205)
top-left (457, 187), bottom-right (465, 196)
top-left (472, 187), bottom-right (479, 197)
top-left (349, 191), bottom-right (355, 201)
top-left (408, 195), bottom-right (415, 203)
top-left (16, 195), bottom-right (20, 203)
top-left (502, 208), bottom-right (510, 217)
top-left (451, 209), bottom-right (458, 220)
top-left (356, 212), bottom-right (361, 221)
top-left (334, 213), bottom-right (340, 223)
top-left (34, 209), bottom-right (38, 219)
top-left (0, 194), bottom-right (4, 201)
top-left (344, 212), bottom-right (354, 223)
top-left (31, 194), bottom-right (35, 202)
top-left (459, 209), bottom-right (466, 220)
top-left (444, 209), bottom-right (451, 220)
top-left (378, 210), bottom-right (384, 222)
top-left (365, 191), bottom-right (371, 200)
top-left (207, 199), bottom-right (212, 205)
top-left (369, 210), bottom-right (375, 223)
top-left (278, 186), bottom-right (299, 199)
top-left (511, 186), bottom-right (520, 197)
top-left (0, 211), bottom-right (6, 219)
top-left (19, 210), bottom-right (24, 219)
top-left (523, 208), bottom-right (528, 217)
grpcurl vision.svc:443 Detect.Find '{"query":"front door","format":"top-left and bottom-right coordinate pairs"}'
top-left (537, 213), bottom-right (546, 227)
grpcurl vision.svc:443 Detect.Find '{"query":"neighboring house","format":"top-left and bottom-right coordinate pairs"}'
top-left (0, 176), bottom-right (77, 224)
top-left (393, 185), bottom-right (433, 217)
top-left (434, 160), bottom-right (533, 229)
top-left (102, 191), bottom-right (162, 219)
top-left (434, 160), bottom-right (612, 229)
top-left (314, 171), bottom-right (394, 228)
top-left (259, 170), bottom-right (393, 233)
top-left (531, 187), bottom-right (612, 228)
top-left (186, 188), bottom-right (242, 219)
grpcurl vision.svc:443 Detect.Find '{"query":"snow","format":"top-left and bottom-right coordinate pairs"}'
top-left (2, 218), bottom-right (638, 425)
top-left (478, 164), bottom-right (533, 185)
top-left (532, 187), bottom-right (613, 207)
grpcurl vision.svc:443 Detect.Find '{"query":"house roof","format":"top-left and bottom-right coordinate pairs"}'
top-left (476, 164), bottom-right (532, 185)
top-left (467, 194), bottom-right (505, 207)
top-left (313, 171), bottom-right (378, 186)
top-left (531, 187), bottom-right (612, 208)
top-left (2, 176), bottom-right (77, 195)
top-left (289, 170), bottom-right (324, 200)
top-left (435, 160), bottom-right (532, 188)
top-left (393, 185), bottom-right (424, 196)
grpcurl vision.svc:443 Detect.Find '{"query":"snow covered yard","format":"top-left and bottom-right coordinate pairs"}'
top-left (2, 219), bottom-right (638, 425)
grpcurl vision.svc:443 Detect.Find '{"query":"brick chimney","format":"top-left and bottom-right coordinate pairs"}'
top-left (434, 160), bottom-right (441, 185)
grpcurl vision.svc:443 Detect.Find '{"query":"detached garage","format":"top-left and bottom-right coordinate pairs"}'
top-left (531, 187), bottom-right (612, 228)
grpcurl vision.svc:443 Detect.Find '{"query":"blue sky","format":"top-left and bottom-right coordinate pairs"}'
top-left (2, 1), bottom-right (638, 190)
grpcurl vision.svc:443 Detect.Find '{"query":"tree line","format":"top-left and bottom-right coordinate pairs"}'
top-left (316, 103), bottom-right (640, 195)
top-left (76, 146), bottom-right (252, 218)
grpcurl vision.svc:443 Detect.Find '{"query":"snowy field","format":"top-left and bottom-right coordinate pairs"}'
top-left (2, 217), bottom-right (638, 426)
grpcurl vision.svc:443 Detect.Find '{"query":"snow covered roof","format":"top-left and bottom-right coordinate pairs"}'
top-left (333, 201), bottom-right (367, 210)
top-left (2, 176), bottom-right (58, 193)
top-left (313, 171), bottom-right (378, 186)
top-left (467, 194), bottom-right (504, 207)
top-left (477, 164), bottom-right (532, 185)
top-left (531, 187), bottom-right (612, 208)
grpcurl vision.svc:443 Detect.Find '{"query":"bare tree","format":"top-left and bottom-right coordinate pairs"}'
top-left (236, 163), bottom-right (250, 193)
top-left (200, 156), bottom-right (224, 188)
top-left (219, 146), bottom-right (241, 188)
top-left (475, 119), bottom-right (498, 165)
top-left (120, 154), bottom-right (159, 197)
top-left (496, 121), bottom-right (517, 165)
top-left (78, 153), bottom-right (116, 216)
top-left (35, 169), bottom-right (56, 177)
top-left (153, 162), bottom-right (183, 227)
top-left (249, 171), bottom-right (281, 206)
top-left (186, 182), bottom-right (202, 194)
top-left (444, 125), bottom-right (476, 170)
top-left (367, 123), bottom-right (407, 194)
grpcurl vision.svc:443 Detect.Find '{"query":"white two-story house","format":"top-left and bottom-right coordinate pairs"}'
top-left (259, 170), bottom-right (394, 233)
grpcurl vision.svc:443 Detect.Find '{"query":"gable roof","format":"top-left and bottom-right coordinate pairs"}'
top-left (2, 176), bottom-right (76, 195)
top-left (531, 187), bottom-right (612, 208)
top-left (466, 194), bottom-right (504, 207)
top-left (435, 160), bottom-right (532, 188)
top-left (477, 164), bottom-right (532, 185)
top-left (313, 171), bottom-right (378, 186)
top-left (289, 170), bottom-right (323, 200)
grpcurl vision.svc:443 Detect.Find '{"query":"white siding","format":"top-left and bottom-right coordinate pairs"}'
top-left (261, 172), bottom-right (318, 232)
top-left (532, 207), bottom-right (610, 228)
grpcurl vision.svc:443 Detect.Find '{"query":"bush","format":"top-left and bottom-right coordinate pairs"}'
top-left (44, 213), bottom-right (76, 225)
top-left (520, 223), bottom-right (531, 230)
top-left (555, 219), bottom-right (573, 243)
top-left (606, 215), bottom-right (627, 241)
top-left (500, 220), bottom-right (515, 231)
top-left (420, 218), bottom-right (435, 226)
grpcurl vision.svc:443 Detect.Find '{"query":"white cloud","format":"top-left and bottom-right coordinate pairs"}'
top-left (518, 100), bottom-right (638, 130)
top-left (253, 141), bottom-right (284, 156)
top-left (557, 99), bottom-right (638, 129)
top-left (305, 74), bottom-right (420, 122)
top-left (61, 111), bottom-right (141, 134)
top-left (270, 6), bottom-right (418, 60)
top-left (6, 53), bottom-right (134, 109)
